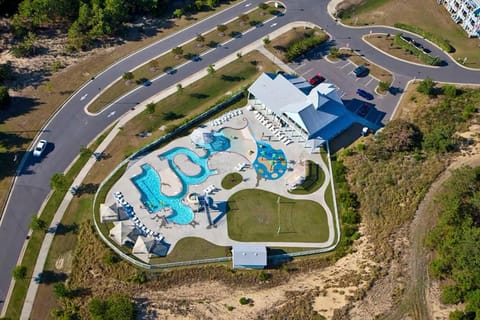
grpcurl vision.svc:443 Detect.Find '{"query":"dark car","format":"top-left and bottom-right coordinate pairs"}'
top-left (309, 74), bottom-right (325, 86)
top-left (357, 103), bottom-right (370, 117)
top-left (353, 64), bottom-right (369, 77)
top-left (356, 89), bottom-right (374, 100)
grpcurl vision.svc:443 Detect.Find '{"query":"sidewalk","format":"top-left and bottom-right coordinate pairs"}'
top-left (18, 21), bottom-right (316, 319)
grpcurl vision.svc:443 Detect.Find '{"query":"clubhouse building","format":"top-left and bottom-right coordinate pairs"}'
top-left (438, 0), bottom-right (480, 37)
top-left (247, 72), bottom-right (381, 150)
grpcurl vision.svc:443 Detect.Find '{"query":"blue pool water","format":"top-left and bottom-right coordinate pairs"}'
top-left (196, 131), bottom-right (230, 153)
top-left (131, 141), bottom-right (221, 224)
top-left (253, 141), bottom-right (287, 180)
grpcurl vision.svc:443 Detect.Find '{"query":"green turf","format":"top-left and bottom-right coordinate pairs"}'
top-left (221, 172), bottom-right (243, 189)
top-left (227, 189), bottom-right (329, 242)
top-left (289, 160), bottom-right (325, 195)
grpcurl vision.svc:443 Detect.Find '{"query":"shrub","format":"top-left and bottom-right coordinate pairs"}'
top-left (416, 77), bottom-right (436, 96)
top-left (128, 271), bottom-right (148, 284)
top-left (145, 102), bottom-right (155, 114)
top-left (12, 266), bottom-right (27, 280)
top-left (285, 34), bottom-right (328, 61)
top-left (0, 85), bottom-right (10, 109)
top-left (0, 62), bottom-right (13, 83)
top-left (329, 46), bottom-right (340, 58)
top-left (441, 285), bottom-right (462, 304)
top-left (258, 3), bottom-right (268, 10)
top-left (394, 23), bottom-right (454, 53)
top-left (103, 250), bottom-right (119, 265)
top-left (378, 81), bottom-right (390, 92)
top-left (422, 126), bottom-right (455, 153)
top-left (263, 36), bottom-right (270, 45)
top-left (443, 84), bottom-right (458, 98)
top-left (51, 173), bottom-right (69, 191)
top-left (171, 46), bottom-right (183, 58)
top-left (173, 8), bottom-right (183, 18)
top-left (257, 271), bottom-right (271, 281)
top-left (53, 283), bottom-right (71, 298)
top-left (122, 72), bottom-right (134, 81)
top-left (217, 24), bottom-right (227, 34)
top-left (30, 216), bottom-right (47, 231)
top-left (89, 294), bottom-right (135, 320)
top-left (239, 297), bottom-right (250, 305)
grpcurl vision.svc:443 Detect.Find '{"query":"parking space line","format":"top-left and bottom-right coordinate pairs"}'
top-left (294, 63), bottom-right (308, 70)
top-left (303, 68), bottom-right (314, 75)
top-left (340, 63), bottom-right (351, 70)
top-left (365, 78), bottom-right (374, 87)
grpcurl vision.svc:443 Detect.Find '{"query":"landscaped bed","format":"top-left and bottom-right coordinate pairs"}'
top-left (227, 189), bottom-right (329, 242)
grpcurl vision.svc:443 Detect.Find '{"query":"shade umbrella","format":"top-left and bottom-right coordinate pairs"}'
top-left (190, 128), bottom-right (214, 145)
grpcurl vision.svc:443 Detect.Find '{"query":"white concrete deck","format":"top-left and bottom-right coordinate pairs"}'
top-left (107, 105), bottom-right (336, 255)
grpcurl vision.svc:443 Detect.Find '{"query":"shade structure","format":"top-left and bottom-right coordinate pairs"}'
top-left (190, 128), bottom-right (214, 145)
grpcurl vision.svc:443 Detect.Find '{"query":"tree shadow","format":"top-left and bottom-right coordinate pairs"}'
top-left (0, 96), bottom-right (42, 125)
top-left (189, 93), bottom-right (209, 99)
top-left (36, 270), bottom-right (67, 284)
top-left (220, 74), bottom-right (245, 82)
top-left (55, 222), bottom-right (79, 235)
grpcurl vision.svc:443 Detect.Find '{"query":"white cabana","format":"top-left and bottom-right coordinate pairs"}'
top-left (109, 220), bottom-right (138, 246)
top-left (100, 203), bottom-right (119, 223)
top-left (190, 127), bottom-right (214, 145)
top-left (132, 235), bottom-right (156, 262)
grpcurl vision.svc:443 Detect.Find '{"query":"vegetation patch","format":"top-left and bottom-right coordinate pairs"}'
top-left (393, 34), bottom-right (443, 66)
top-left (227, 189), bottom-right (329, 242)
top-left (394, 23), bottom-right (455, 53)
top-left (266, 27), bottom-right (328, 62)
top-left (221, 172), bottom-right (243, 189)
top-left (427, 166), bottom-right (480, 318)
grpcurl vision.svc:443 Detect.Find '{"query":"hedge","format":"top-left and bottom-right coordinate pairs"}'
top-left (394, 23), bottom-right (455, 53)
top-left (285, 34), bottom-right (328, 61)
top-left (394, 34), bottom-right (443, 66)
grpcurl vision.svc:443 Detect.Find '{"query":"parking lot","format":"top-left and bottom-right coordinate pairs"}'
top-left (287, 46), bottom-right (405, 125)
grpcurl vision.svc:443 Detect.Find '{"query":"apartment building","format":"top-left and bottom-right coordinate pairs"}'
top-left (438, 0), bottom-right (480, 37)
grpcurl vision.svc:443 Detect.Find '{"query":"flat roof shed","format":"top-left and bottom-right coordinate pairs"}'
top-left (232, 244), bottom-right (267, 269)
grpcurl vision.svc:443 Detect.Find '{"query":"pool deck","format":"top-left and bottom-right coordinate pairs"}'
top-left (107, 105), bottom-right (336, 257)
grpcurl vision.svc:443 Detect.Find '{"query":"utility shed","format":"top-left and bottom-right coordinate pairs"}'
top-left (232, 244), bottom-right (267, 269)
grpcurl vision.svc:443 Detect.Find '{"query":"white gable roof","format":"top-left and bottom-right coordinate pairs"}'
top-left (232, 244), bottom-right (267, 267)
top-left (109, 220), bottom-right (137, 246)
top-left (248, 73), bottom-right (353, 140)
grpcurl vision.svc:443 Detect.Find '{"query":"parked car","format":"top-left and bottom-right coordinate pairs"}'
top-left (357, 103), bottom-right (370, 117)
top-left (309, 74), bottom-right (325, 86)
top-left (353, 64), bottom-right (369, 77)
top-left (356, 89), bottom-right (374, 100)
top-left (33, 139), bottom-right (47, 157)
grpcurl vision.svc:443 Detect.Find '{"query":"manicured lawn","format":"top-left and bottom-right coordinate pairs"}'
top-left (339, 0), bottom-right (480, 68)
top-left (227, 189), bottom-right (329, 242)
top-left (221, 172), bottom-right (243, 189)
top-left (150, 237), bottom-right (230, 264)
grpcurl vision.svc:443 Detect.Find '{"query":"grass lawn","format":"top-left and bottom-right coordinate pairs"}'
top-left (338, 0), bottom-right (480, 68)
top-left (227, 189), bottom-right (329, 242)
top-left (150, 237), bottom-right (230, 264)
top-left (221, 172), bottom-right (243, 189)
top-left (364, 34), bottom-right (430, 65)
top-left (87, 4), bottom-right (281, 113)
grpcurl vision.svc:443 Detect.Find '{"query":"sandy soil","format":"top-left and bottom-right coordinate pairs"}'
top-left (137, 233), bottom-right (378, 319)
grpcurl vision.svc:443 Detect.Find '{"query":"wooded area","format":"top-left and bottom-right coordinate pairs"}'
top-left (1, 0), bottom-right (224, 52)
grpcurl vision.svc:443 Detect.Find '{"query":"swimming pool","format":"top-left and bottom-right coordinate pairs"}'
top-left (131, 143), bottom-right (222, 225)
top-left (253, 141), bottom-right (287, 180)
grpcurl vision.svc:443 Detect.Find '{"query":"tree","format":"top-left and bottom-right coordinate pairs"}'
top-left (50, 173), bottom-right (69, 191)
top-left (89, 294), bottom-right (135, 320)
top-left (217, 24), bottom-right (227, 36)
top-left (30, 216), bottom-right (47, 231)
top-left (0, 86), bottom-right (10, 109)
top-left (259, 2), bottom-right (269, 10)
top-left (195, 34), bottom-right (205, 46)
top-left (0, 61), bottom-right (13, 83)
top-left (238, 14), bottom-right (249, 25)
top-left (173, 8), bottom-right (183, 18)
top-left (376, 119), bottom-right (422, 153)
top-left (263, 36), bottom-right (270, 45)
top-left (122, 72), bottom-right (134, 81)
top-left (443, 84), bottom-right (458, 98)
top-left (176, 83), bottom-right (183, 94)
top-left (207, 0), bottom-right (219, 8)
top-left (207, 64), bottom-right (216, 76)
top-left (172, 46), bottom-right (183, 59)
top-left (378, 81), bottom-right (390, 92)
top-left (145, 102), bottom-right (155, 114)
top-left (329, 46), bottom-right (340, 58)
top-left (12, 265), bottom-right (27, 280)
top-left (79, 146), bottom-right (93, 158)
top-left (53, 283), bottom-right (71, 298)
top-left (417, 77), bottom-right (436, 96)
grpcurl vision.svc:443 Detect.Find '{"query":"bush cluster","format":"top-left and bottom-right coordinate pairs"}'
top-left (285, 34), bottom-right (328, 61)
top-left (394, 34), bottom-right (442, 66)
top-left (394, 23), bottom-right (455, 53)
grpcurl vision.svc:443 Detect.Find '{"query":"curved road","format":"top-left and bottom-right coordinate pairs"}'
top-left (1, 0), bottom-right (479, 312)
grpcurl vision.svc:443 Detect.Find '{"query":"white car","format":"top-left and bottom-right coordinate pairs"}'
top-left (33, 139), bottom-right (47, 157)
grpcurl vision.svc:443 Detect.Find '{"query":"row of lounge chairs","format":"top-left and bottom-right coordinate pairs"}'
top-left (203, 184), bottom-right (216, 195)
top-left (255, 112), bottom-right (293, 146)
top-left (211, 108), bottom-right (243, 126)
top-left (235, 162), bottom-right (248, 172)
top-left (113, 192), bottom-right (163, 241)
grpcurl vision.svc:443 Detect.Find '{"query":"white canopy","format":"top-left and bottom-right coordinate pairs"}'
top-left (100, 203), bottom-right (119, 223)
top-left (109, 220), bottom-right (138, 245)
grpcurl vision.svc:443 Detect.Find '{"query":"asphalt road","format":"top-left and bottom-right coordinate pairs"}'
top-left (1, 0), bottom-right (479, 311)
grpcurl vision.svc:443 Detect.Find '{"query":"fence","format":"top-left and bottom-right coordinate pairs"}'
top-left (93, 93), bottom-right (341, 269)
